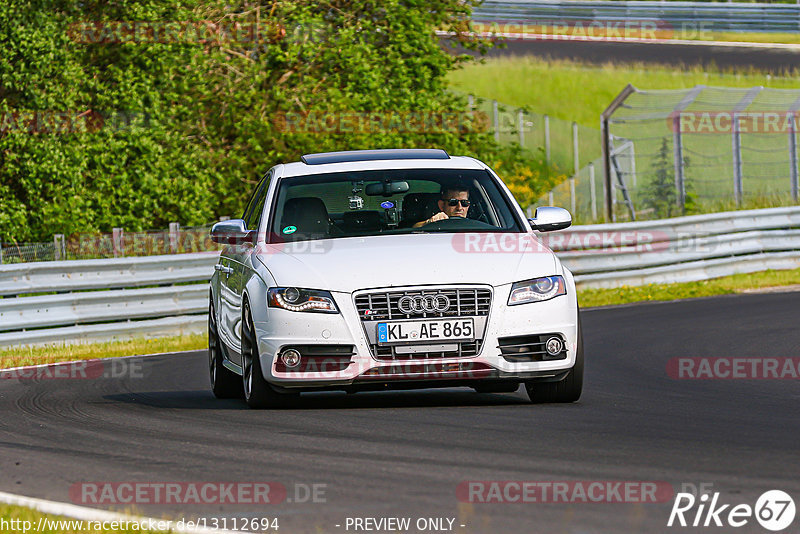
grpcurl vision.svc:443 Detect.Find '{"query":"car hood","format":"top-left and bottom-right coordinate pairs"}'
top-left (257, 233), bottom-right (558, 293)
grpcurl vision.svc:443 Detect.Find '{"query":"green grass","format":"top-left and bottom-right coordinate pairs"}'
top-left (448, 56), bottom-right (800, 129)
top-left (577, 267), bottom-right (800, 307)
top-left (0, 504), bottom-right (165, 533)
top-left (0, 334), bottom-right (206, 369)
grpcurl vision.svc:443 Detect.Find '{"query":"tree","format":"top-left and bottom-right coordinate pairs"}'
top-left (0, 0), bottom-right (557, 242)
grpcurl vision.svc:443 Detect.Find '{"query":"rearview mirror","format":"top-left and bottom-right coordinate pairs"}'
top-left (365, 180), bottom-right (410, 197)
top-left (210, 219), bottom-right (256, 244)
top-left (528, 207), bottom-right (572, 232)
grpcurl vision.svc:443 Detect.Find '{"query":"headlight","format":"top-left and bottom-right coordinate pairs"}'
top-left (508, 276), bottom-right (566, 305)
top-left (268, 287), bottom-right (339, 313)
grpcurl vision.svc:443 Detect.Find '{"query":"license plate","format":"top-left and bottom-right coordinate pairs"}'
top-left (377, 319), bottom-right (474, 345)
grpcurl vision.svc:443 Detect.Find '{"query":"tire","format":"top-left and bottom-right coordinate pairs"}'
top-left (525, 320), bottom-right (584, 404)
top-left (241, 301), bottom-right (297, 409)
top-left (209, 300), bottom-right (243, 399)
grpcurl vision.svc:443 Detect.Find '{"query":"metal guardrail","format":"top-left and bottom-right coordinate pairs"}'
top-left (0, 252), bottom-right (218, 297)
top-left (0, 207), bottom-right (799, 346)
top-left (473, 1), bottom-right (800, 33)
top-left (561, 206), bottom-right (800, 288)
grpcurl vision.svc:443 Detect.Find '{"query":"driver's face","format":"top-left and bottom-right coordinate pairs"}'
top-left (439, 190), bottom-right (469, 218)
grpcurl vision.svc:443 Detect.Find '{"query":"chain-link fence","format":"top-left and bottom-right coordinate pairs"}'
top-left (466, 95), bottom-right (605, 223)
top-left (603, 84), bottom-right (800, 222)
top-left (0, 224), bottom-right (222, 264)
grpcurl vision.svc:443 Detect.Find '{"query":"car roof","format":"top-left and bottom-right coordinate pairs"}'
top-left (280, 154), bottom-right (487, 178)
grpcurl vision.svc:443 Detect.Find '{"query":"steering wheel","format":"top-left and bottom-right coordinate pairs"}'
top-left (421, 216), bottom-right (496, 231)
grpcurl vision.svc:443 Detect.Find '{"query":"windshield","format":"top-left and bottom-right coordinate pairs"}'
top-left (268, 168), bottom-right (524, 242)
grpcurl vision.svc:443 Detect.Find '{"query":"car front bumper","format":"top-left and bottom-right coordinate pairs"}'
top-left (254, 282), bottom-right (579, 390)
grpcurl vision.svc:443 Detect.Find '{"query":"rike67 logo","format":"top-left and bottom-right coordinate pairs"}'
top-left (668, 489), bottom-right (796, 531)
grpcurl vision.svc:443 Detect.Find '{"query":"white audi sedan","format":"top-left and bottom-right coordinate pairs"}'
top-left (209, 149), bottom-right (582, 408)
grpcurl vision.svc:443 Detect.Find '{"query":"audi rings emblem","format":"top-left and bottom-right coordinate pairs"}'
top-left (398, 294), bottom-right (450, 314)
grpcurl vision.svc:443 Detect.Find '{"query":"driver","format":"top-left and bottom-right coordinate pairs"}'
top-left (413, 183), bottom-right (470, 228)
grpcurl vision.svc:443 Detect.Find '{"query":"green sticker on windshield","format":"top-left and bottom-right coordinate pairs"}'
top-left (282, 225), bottom-right (297, 234)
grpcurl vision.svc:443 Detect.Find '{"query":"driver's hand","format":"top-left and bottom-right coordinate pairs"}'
top-left (426, 212), bottom-right (448, 224)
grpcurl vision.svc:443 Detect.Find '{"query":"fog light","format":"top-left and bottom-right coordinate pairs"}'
top-left (281, 349), bottom-right (302, 368)
top-left (545, 336), bottom-right (563, 356)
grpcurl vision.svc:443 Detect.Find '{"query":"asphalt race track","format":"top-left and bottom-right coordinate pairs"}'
top-left (473, 38), bottom-right (800, 73)
top-left (1, 292), bottom-right (799, 533)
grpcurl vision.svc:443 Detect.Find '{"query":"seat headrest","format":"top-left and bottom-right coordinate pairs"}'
top-left (280, 197), bottom-right (329, 238)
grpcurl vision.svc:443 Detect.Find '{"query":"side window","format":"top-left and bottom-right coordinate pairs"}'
top-left (242, 171), bottom-right (272, 230)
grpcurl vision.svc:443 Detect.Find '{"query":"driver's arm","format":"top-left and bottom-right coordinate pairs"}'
top-left (412, 211), bottom-right (448, 228)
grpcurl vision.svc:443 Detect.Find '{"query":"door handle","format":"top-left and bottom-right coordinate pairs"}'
top-left (215, 264), bottom-right (233, 274)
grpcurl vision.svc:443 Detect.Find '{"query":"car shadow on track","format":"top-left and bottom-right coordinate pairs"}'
top-left (103, 387), bottom-right (539, 410)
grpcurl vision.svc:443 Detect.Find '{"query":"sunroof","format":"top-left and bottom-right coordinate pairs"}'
top-left (301, 149), bottom-right (450, 165)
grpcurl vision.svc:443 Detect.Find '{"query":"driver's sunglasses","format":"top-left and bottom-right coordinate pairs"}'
top-left (446, 198), bottom-right (471, 208)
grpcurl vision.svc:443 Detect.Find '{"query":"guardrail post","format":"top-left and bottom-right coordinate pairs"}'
top-left (53, 234), bottom-right (65, 261)
top-left (112, 228), bottom-right (125, 258)
top-left (169, 222), bottom-right (180, 253)
top-left (492, 100), bottom-right (499, 142)
top-left (790, 111), bottom-right (799, 203)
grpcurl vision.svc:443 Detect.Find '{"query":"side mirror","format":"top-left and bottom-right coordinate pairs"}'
top-left (528, 207), bottom-right (572, 232)
top-left (210, 219), bottom-right (256, 244)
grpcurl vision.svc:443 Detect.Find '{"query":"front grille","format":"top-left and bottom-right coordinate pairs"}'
top-left (498, 334), bottom-right (567, 363)
top-left (354, 288), bottom-right (492, 321)
top-left (354, 287), bottom-right (492, 361)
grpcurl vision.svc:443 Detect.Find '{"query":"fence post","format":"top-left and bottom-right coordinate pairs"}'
top-left (790, 111), bottom-right (799, 202)
top-left (467, 94), bottom-right (474, 111)
top-left (589, 162), bottom-right (597, 222)
top-left (169, 222), bottom-right (180, 253)
top-left (54, 234), bottom-right (65, 261)
top-left (732, 113), bottom-right (743, 206)
top-left (518, 109), bottom-right (524, 147)
top-left (544, 115), bottom-right (551, 165)
top-left (571, 121), bottom-right (579, 215)
top-left (492, 100), bottom-right (499, 142)
top-left (112, 228), bottom-right (125, 258)
top-left (673, 114), bottom-right (686, 212)
top-left (548, 191), bottom-right (554, 206)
